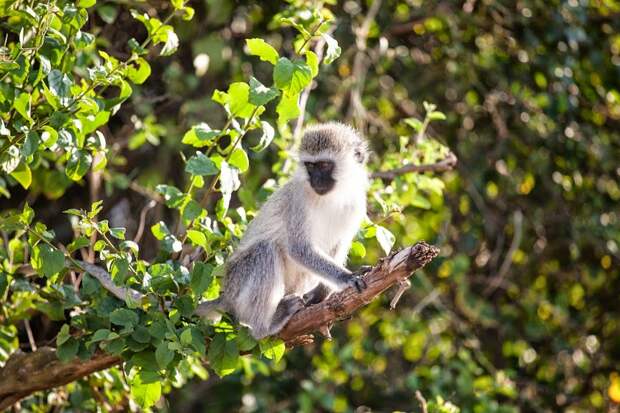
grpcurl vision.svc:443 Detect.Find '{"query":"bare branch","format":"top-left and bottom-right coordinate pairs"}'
top-left (133, 200), bottom-right (157, 243)
top-left (416, 390), bottom-right (429, 413)
top-left (74, 260), bottom-right (142, 304)
top-left (279, 242), bottom-right (439, 342)
top-left (371, 152), bottom-right (457, 181)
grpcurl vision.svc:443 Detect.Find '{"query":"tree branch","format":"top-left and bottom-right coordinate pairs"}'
top-left (279, 241), bottom-right (439, 343)
top-left (0, 242), bottom-right (439, 409)
top-left (371, 152), bottom-right (457, 181)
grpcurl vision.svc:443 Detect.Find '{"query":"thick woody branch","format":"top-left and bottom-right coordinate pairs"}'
top-left (0, 242), bottom-right (438, 410)
top-left (279, 241), bottom-right (439, 343)
top-left (0, 349), bottom-right (121, 411)
top-left (371, 152), bottom-right (457, 181)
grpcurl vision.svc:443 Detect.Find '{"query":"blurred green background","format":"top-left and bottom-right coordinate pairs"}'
top-left (2, 0), bottom-right (620, 411)
top-left (147, 0), bottom-right (618, 411)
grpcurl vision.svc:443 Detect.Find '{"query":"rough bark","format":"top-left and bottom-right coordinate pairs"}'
top-left (279, 241), bottom-right (439, 343)
top-left (0, 241), bottom-right (438, 410)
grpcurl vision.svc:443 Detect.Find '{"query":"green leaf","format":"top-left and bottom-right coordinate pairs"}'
top-left (229, 147), bottom-right (249, 173)
top-left (21, 131), bottom-right (39, 157)
top-left (171, 0), bottom-right (185, 9)
top-left (110, 308), bottom-right (139, 327)
top-left (273, 57), bottom-right (294, 90)
top-left (31, 244), bottom-right (65, 277)
top-left (190, 262), bottom-right (213, 297)
top-left (187, 229), bottom-right (208, 249)
top-left (159, 26), bottom-right (179, 56)
top-left (237, 328), bottom-right (257, 351)
top-left (287, 60), bottom-right (312, 94)
top-left (182, 123), bottom-right (220, 147)
top-left (20, 203), bottom-right (34, 225)
top-left (208, 334), bottom-right (239, 377)
top-left (155, 185), bottom-right (185, 208)
top-left (13, 92), bottom-right (32, 123)
top-left (41, 126), bottom-right (59, 149)
top-left (110, 258), bottom-right (130, 284)
top-left (259, 337), bottom-right (285, 362)
top-left (65, 149), bottom-right (92, 181)
top-left (251, 121), bottom-right (275, 152)
top-left (10, 162), bottom-right (32, 189)
top-left (47, 70), bottom-right (73, 106)
top-left (404, 118), bottom-right (424, 132)
top-left (276, 92), bottom-right (300, 124)
top-left (57, 324), bottom-right (71, 346)
top-left (110, 227), bottom-right (126, 240)
top-left (126, 57), bottom-right (151, 84)
top-left (246, 38), bottom-right (279, 65)
top-left (155, 341), bottom-right (174, 368)
top-left (151, 221), bottom-right (171, 240)
top-left (181, 199), bottom-right (203, 222)
top-left (130, 376), bottom-right (162, 409)
top-left (323, 33), bottom-right (341, 65)
top-left (248, 77), bottom-right (279, 106)
top-left (89, 328), bottom-right (112, 343)
top-left (429, 111), bottom-right (447, 121)
top-left (57, 338), bottom-right (79, 362)
top-left (77, 0), bottom-right (96, 8)
top-left (350, 241), bottom-right (366, 258)
top-left (186, 152), bottom-right (219, 176)
top-left (228, 82), bottom-right (256, 118)
top-left (375, 225), bottom-right (395, 255)
top-left (0, 145), bottom-right (20, 174)
top-left (98, 4), bottom-right (118, 24)
top-left (411, 193), bottom-right (432, 209)
top-left (67, 236), bottom-right (90, 253)
top-left (305, 50), bottom-right (319, 77)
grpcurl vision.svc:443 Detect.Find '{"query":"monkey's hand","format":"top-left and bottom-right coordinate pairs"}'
top-left (347, 274), bottom-right (368, 293)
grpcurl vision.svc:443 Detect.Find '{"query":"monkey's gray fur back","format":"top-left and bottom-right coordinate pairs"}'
top-left (197, 122), bottom-right (369, 339)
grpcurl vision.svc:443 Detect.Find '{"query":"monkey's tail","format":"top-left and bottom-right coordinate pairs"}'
top-left (195, 298), bottom-right (224, 322)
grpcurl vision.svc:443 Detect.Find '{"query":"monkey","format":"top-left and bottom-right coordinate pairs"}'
top-left (196, 122), bottom-right (370, 339)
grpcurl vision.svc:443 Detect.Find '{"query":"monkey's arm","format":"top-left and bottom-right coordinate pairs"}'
top-left (289, 241), bottom-right (352, 285)
top-left (289, 241), bottom-right (365, 292)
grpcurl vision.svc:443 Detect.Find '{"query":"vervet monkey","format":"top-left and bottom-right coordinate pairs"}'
top-left (197, 122), bottom-right (369, 339)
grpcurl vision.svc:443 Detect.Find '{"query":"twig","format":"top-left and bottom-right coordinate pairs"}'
top-left (415, 390), bottom-right (428, 413)
top-left (371, 152), bottom-right (457, 180)
top-left (389, 278), bottom-right (411, 309)
top-left (133, 200), bottom-right (157, 243)
top-left (23, 320), bottom-right (37, 351)
top-left (483, 210), bottom-right (524, 296)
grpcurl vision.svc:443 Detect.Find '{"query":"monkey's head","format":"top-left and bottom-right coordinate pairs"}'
top-left (298, 122), bottom-right (369, 196)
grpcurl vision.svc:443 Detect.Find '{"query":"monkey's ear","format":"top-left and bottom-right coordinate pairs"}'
top-left (353, 142), bottom-right (369, 164)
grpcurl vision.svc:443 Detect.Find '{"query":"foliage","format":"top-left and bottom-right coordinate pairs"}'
top-left (0, 0), bottom-right (451, 411)
top-left (1, 0), bottom-right (619, 412)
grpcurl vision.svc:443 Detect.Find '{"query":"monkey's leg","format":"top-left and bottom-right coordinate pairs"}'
top-left (259, 294), bottom-right (305, 338)
top-left (302, 283), bottom-right (331, 306)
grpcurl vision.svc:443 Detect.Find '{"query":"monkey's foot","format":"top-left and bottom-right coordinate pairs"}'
top-left (348, 275), bottom-right (368, 293)
top-left (283, 294), bottom-right (306, 314)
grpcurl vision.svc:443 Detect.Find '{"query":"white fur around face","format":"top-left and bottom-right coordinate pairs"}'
top-left (302, 151), bottom-right (368, 256)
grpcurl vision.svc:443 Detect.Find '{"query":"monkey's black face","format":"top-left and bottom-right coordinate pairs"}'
top-left (305, 160), bottom-right (336, 195)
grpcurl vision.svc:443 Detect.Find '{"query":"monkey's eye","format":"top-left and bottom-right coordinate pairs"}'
top-left (304, 162), bottom-right (316, 171)
top-left (316, 161), bottom-right (333, 172)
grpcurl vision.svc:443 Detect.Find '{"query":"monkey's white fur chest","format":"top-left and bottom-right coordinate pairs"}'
top-left (308, 194), bottom-right (365, 257)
